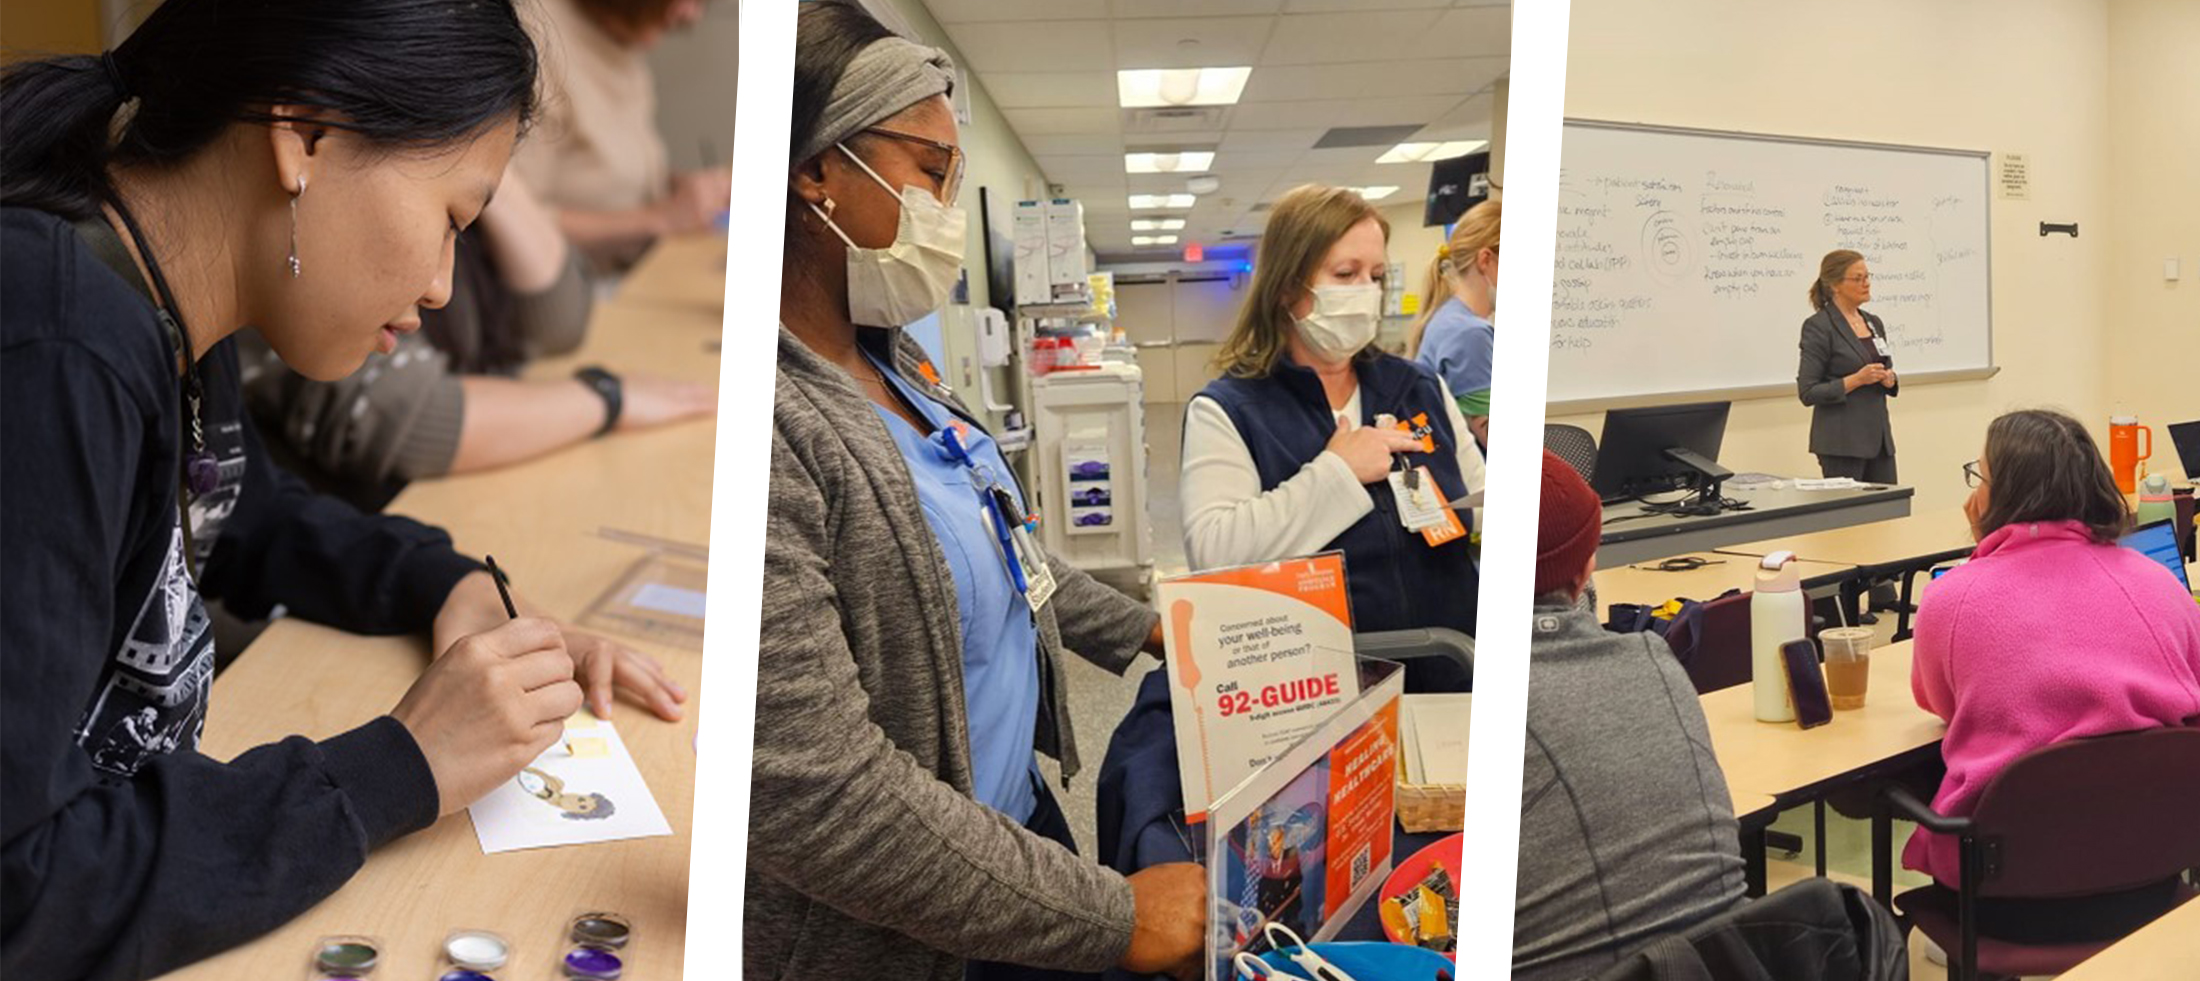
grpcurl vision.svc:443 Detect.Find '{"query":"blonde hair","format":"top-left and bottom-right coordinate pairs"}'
top-left (1213, 184), bottom-right (1390, 378)
top-left (1405, 198), bottom-right (1500, 358)
top-left (1808, 249), bottom-right (1864, 309)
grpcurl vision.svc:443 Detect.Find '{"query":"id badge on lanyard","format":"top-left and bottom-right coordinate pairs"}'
top-left (1377, 412), bottom-right (1467, 546)
top-left (938, 424), bottom-right (1057, 613)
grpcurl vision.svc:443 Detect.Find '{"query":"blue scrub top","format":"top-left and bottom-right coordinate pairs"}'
top-left (862, 351), bottom-right (1042, 823)
top-left (1415, 296), bottom-right (1495, 415)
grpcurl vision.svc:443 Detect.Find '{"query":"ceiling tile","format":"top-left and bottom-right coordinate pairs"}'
top-left (1111, 16), bottom-right (1277, 69)
top-left (1218, 128), bottom-right (1324, 151)
top-left (1002, 106), bottom-right (1124, 135)
top-left (1018, 132), bottom-right (1128, 155)
top-left (941, 21), bottom-right (1115, 72)
top-left (926, 0), bottom-right (1097, 21)
top-left (1261, 10), bottom-right (1447, 65)
top-left (984, 71), bottom-right (1120, 109)
top-left (1283, 0), bottom-right (1451, 10)
top-left (1238, 63), bottom-right (1389, 102)
top-left (1417, 5), bottom-right (1510, 59)
top-left (1112, 0), bottom-right (1286, 16)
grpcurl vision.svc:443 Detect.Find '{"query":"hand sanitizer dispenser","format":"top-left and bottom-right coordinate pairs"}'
top-left (1751, 551), bottom-right (1805, 723)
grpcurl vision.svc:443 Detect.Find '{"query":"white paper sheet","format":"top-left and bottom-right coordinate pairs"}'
top-left (1402, 694), bottom-right (1471, 785)
top-left (467, 712), bottom-right (672, 854)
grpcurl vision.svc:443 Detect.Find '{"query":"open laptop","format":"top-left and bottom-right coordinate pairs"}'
top-left (2169, 419), bottom-right (2200, 481)
top-left (2120, 518), bottom-right (2192, 595)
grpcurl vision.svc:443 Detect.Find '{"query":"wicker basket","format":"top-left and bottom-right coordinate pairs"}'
top-left (1395, 776), bottom-right (1466, 833)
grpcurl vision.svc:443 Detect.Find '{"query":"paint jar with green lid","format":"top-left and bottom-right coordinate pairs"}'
top-left (309, 934), bottom-right (381, 978)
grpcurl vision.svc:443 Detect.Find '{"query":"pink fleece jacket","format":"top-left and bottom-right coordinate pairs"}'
top-left (1906, 519), bottom-right (2200, 884)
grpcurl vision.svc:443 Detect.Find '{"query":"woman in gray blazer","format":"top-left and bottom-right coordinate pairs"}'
top-left (748, 6), bottom-right (1203, 981)
top-left (1797, 249), bottom-right (1899, 482)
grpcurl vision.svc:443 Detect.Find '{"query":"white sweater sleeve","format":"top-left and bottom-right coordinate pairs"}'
top-left (1179, 395), bottom-right (1374, 572)
top-left (1441, 377), bottom-right (1487, 495)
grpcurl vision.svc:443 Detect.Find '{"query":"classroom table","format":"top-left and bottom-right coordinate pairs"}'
top-left (611, 230), bottom-right (729, 314)
top-left (1699, 641), bottom-right (1945, 900)
top-left (1599, 483), bottom-right (1913, 567)
top-left (2057, 894), bottom-right (2200, 980)
top-left (161, 236), bottom-right (725, 980)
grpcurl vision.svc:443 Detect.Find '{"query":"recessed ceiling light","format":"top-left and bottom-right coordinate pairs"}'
top-left (1375, 140), bottom-right (1487, 164)
top-left (1345, 185), bottom-right (1402, 201)
top-left (1129, 194), bottom-right (1197, 210)
top-left (1132, 235), bottom-right (1180, 247)
top-left (1132, 219), bottom-right (1187, 231)
top-left (1185, 175), bottom-right (1223, 195)
top-left (1117, 67), bottom-right (1252, 108)
top-left (1125, 151), bottom-right (1216, 174)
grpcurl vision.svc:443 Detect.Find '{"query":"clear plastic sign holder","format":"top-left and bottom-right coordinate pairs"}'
top-left (1204, 657), bottom-right (1404, 980)
top-left (579, 528), bottom-right (708, 650)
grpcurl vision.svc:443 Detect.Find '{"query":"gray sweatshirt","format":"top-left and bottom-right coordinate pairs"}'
top-left (745, 325), bottom-right (1161, 981)
top-left (1512, 588), bottom-right (1749, 980)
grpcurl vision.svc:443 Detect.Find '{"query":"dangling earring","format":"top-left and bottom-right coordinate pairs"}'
top-left (287, 176), bottom-right (306, 278)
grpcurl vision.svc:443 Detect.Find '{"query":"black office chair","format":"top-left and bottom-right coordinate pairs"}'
top-left (1544, 424), bottom-right (1597, 483)
top-left (1354, 628), bottom-right (1474, 692)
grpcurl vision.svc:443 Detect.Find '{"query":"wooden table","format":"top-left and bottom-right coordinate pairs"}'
top-left (1702, 641), bottom-right (1942, 817)
top-left (1599, 483), bottom-right (1913, 567)
top-left (612, 232), bottom-right (728, 315)
top-left (2058, 896), bottom-right (2200, 980)
top-left (1700, 640), bottom-right (1945, 899)
top-left (163, 241), bottom-right (723, 979)
top-left (1593, 552), bottom-right (1854, 614)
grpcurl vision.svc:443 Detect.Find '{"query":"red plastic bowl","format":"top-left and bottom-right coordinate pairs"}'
top-left (1379, 832), bottom-right (1463, 952)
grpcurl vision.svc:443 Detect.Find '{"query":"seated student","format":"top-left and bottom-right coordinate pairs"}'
top-left (238, 169), bottom-right (715, 511)
top-left (0, 4), bottom-right (681, 978)
top-left (1181, 184), bottom-right (1486, 688)
top-left (1407, 197), bottom-right (1499, 449)
top-left (516, 0), bottom-right (729, 270)
top-left (1907, 408), bottom-right (2200, 934)
top-left (1515, 450), bottom-right (1748, 980)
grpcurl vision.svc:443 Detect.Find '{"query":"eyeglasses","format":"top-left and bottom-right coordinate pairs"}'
top-left (1963, 460), bottom-right (1986, 488)
top-left (1844, 273), bottom-right (1872, 284)
top-left (861, 127), bottom-right (965, 204)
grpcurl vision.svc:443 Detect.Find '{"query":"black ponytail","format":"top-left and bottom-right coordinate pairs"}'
top-left (2, 0), bottom-right (541, 221)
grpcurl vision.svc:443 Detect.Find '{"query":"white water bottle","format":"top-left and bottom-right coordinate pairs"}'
top-left (1750, 551), bottom-right (1806, 723)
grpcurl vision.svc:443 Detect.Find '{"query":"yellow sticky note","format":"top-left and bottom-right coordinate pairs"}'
top-left (565, 737), bottom-right (608, 759)
top-left (567, 709), bottom-right (602, 730)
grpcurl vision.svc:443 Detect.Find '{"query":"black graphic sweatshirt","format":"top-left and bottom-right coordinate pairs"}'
top-left (2, 208), bottom-right (479, 980)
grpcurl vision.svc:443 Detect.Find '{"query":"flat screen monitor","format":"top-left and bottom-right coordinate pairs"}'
top-left (1590, 401), bottom-right (1731, 504)
top-left (2168, 419), bottom-right (2200, 481)
top-left (1424, 151), bottom-right (1491, 227)
top-left (2121, 519), bottom-right (2191, 594)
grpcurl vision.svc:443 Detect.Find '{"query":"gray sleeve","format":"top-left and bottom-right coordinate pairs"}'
top-left (1796, 317), bottom-right (1847, 407)
top-left (515, 245), bottom-right (594, 360)
top-left (1046, 557), bottom-right (1157, 677)
top-left (238, 332), bottom-right (465, 485)
top-left (749, 426), bottom-right (1137, 970)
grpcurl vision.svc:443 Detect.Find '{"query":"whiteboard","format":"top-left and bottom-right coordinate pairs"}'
top-left (1549, 120), bottom-right (1993, 407)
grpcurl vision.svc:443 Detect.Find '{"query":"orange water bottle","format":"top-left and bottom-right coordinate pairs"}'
top-left (2109, 416), bottom-right (2152, 493)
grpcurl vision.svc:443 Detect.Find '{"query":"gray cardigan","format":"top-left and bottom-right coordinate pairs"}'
top-left (745, 325), bottom-right (1160, 981)
top-left (1513, 588), bottom-right (1748, 981)
top-left (1796, 305), bottom-right (1899, 460)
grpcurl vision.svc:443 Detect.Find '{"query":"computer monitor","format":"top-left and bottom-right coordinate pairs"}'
top-left (1590, 401), bottom-right (1732, 504)
top-left (2168, 419), bottom-right (2200, 481)
top-left (2120, 518), bottom-right (2191, 594)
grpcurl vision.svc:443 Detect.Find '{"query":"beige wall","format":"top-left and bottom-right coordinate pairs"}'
top-left (1556, 0), bottom-right (2120, 514)
top-left (646, 0), bottom-right (739, 172)
top-left (2105, 0), bottom-right (2200, 450)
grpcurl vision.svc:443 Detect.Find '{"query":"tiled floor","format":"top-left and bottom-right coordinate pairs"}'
top-left (1040, 403), bottom-right (1187, 855)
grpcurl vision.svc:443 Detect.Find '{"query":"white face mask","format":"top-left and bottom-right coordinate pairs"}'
top-left (809, 142), bottom-right (968, 327)
top-left (1294, 284), bottom-right (1383, 363)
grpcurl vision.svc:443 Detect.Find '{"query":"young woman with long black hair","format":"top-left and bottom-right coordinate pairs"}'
top-left (0, 3), bottom-right (682, 977)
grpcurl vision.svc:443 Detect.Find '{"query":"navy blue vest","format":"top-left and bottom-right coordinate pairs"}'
top-left (1198, 354), bottom-right (1478, 688)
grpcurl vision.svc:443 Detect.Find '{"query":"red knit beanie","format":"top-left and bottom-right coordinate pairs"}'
top-left (1536, 450), bottom-right (1602, 597)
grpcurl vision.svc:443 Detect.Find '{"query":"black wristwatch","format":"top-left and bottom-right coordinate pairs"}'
top-left (574, 366), bottom-right (622, 437)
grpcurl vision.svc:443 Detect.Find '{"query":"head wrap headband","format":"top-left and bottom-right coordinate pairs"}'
top-left (793, 32), bottom-right (956, 167)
